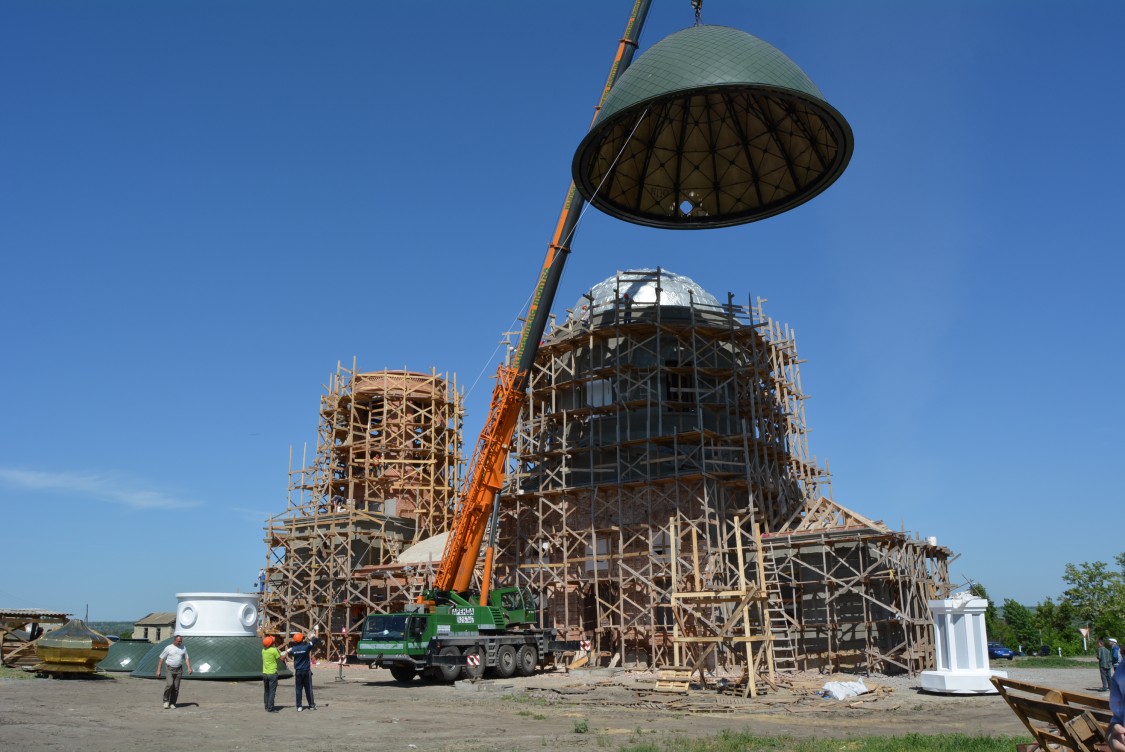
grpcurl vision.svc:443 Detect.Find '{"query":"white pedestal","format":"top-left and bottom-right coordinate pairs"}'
top-left (920, 668), bottom-right (1007, 694)
top-left (920, 594), bottom-right (1002, 695)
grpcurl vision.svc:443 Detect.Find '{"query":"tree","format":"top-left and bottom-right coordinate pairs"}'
top-left (1034, 597), bottom-right (1082, 655)
top-left (1062, 560), bottom-right (1113, 624)
top-left (1061, 560), bottom-right (1125, 638)
top-left (1001, 599), bottom-right (1036, 650)
top-left (972, 553), bottom-right (1125, 656)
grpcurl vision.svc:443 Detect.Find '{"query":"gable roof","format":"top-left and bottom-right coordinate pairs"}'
top-left (0, 608), bottom-right (69, 620)
top-left (134, 611), bottom-right (176, 626)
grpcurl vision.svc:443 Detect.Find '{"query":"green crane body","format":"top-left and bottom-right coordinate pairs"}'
top-left (355, 586), bottom-right (555, 681)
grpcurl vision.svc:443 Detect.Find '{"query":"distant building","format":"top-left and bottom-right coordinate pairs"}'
top-left (132, 612), bottom-right (176, 642)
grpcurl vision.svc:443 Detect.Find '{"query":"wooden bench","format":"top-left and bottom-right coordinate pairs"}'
top-left (991, 676), bottom-right (1111, 751)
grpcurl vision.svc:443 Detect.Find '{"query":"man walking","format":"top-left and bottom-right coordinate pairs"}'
top-left (155, 634), bottom-right (193, 709)
top-left (1098, 638), bottom-right (1113, 691)
top-left (286, 629), bottom-right (320, 712)
top-left (262, 635), bottom-right (285, 712)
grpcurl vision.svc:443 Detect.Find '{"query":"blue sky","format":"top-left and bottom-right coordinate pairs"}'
top-left (2, 1), bottom-right (1122, 620)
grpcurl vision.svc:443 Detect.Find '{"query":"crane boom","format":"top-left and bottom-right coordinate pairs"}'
top-left (430, 0), bottom-right (654, 600)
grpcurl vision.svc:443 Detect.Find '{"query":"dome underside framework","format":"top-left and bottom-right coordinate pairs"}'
top-left (494, 269), bottom-right (951, 678)
top-left (577, 89), bottom-right (850, 228)
top-left (573, 26), bottom-right (853, 229)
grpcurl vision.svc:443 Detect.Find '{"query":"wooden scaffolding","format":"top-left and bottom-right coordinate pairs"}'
top-left (0, 610), bottom-right (69, 668)
top-left (666, 515), bottom-right (776, 697)
top-left (763, 496), bottom-right (952, 675)
top-left (491, 269), bottom-right (951, 678)
top-left (261, 365), bottom-right (462, 658)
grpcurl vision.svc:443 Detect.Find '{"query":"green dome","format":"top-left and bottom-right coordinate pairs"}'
top-left (573, 25), bottom-right (853, 229)
top-left (130, 636), bottom-right (293, 681)
top-left (597, 25), bottom-right (827, 122)
top-left (98, 639), bottom-right (154, 672)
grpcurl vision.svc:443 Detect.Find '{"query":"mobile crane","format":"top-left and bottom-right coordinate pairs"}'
top-left (355, 0), bottom-right (853, 682)
top-left (354, 0), bottom-right (656, 682)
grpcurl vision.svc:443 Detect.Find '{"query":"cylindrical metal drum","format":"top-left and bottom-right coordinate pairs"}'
top-left (175, 592), bottom-right (258, 636)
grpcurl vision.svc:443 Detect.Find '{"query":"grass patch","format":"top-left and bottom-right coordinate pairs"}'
top-left (516, 710), bottom-right (547, 720)
top-left (616, 731), bottom-right (1031, 752)
top-left (0, 665), bottom-right (37, 680)
top-left (500, 692), bottom-right (547, 706)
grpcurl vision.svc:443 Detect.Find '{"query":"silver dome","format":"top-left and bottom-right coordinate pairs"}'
top-left (568, 269), bottom-right (723, 323)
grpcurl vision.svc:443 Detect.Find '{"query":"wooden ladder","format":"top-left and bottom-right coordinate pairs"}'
top-left (761, 555), bottom-right (798, 672)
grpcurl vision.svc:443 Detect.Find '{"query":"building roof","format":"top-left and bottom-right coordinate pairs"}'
top-left (134, 612), bottom-right (177, 626)
top-left (0, 608), bottom-right (69, 622)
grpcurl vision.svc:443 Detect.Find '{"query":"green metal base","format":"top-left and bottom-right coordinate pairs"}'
top-left (98, 639), bottom-right (154, 672)
top-left (130, 636), bottom-right (293, 680)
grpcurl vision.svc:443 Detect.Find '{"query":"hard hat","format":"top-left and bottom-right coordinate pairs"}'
top-left (292, 633), bottom-right (304, 643)
top-left (262, 636), bottom-right (274, 648)
top-left (1112, 638), bottom-right (1119, 643)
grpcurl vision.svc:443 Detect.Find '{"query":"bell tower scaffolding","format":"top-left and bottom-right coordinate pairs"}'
top-left (262, 364), bottom-right (462, 659)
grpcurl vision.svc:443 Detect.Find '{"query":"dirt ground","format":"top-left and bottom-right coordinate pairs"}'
top-left (0, 663), bottom-right (1105, 751)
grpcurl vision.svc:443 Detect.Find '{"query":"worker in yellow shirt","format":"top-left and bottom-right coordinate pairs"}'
top-left (262, 635), bottom-right (286, 712)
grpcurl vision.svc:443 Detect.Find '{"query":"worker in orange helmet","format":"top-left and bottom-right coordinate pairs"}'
top-left (262, 635), bottom-right (286, 712)
top-left (285, 628), bottom-right (320, 712)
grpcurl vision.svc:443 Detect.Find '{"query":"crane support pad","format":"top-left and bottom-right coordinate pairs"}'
top-left (549, 640), bottom-right (582, 652)
top-left (429, 654), bottom-right (469, 667)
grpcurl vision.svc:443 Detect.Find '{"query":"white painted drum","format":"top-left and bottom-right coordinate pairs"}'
top-left (175, 593), bottom-right (259, 636)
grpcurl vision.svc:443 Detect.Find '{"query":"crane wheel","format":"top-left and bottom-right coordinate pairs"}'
top-left (495, 645), bottom-right (517, 678)
top-left (515, 645), bottom-right (537, 677)
top-left (437, 646), bottom-right (461, 682)
top-left (461, 645), bottom-right (485, 680)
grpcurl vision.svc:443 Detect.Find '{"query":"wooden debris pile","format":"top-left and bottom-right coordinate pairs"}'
top-left (992, 676), bottom-right (1111, 752)
top-left (525, 670), bottom-right (901, 715)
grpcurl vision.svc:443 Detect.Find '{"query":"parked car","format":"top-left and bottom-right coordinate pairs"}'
top-left (988, 642), bottom-right (1015, 660)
